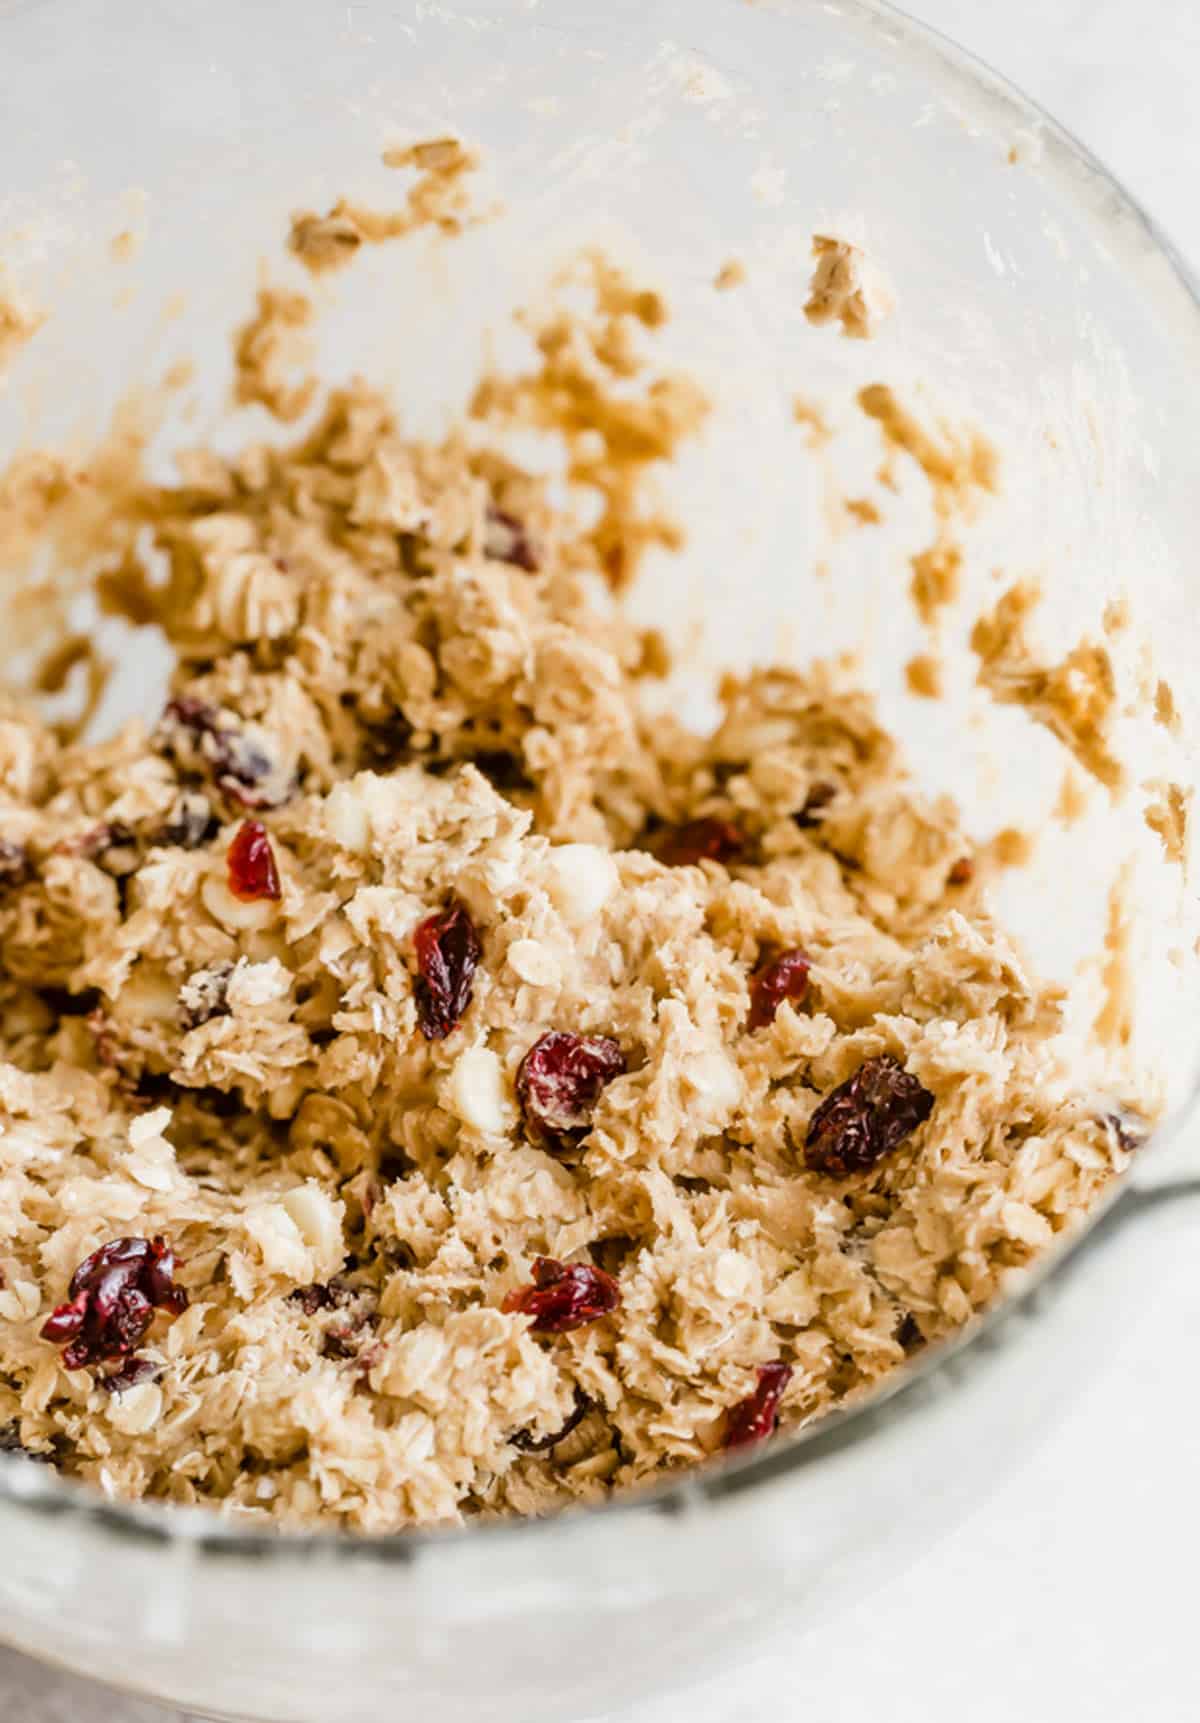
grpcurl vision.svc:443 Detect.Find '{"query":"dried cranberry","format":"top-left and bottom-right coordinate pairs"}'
top-left (1104, 1111), bottom-right (1146, 1153)
top-left (804, 1054), bottom-right (934, 1178)
top-left (724, 1361), bottom-right (793, 1450)
top-left (161, 791), bottom-right (219, 850)
top-left (97, 1355), bottom-right (164, 1396)
top-left (517, 1031), bottom-right (626, 1151)
top-left (0, 839), bottom-right (31, 888)
top-left (59, 821), bottom-right (135, 863)
top-left (896, 1313), bottom-right (923, 1352)
top-left (503, 1257), bottom-right (621, 1333)
top-left (160, 698), bottom-right (288, 809)
top-left (511, 1386), bottom-right (592, 1452)
top-left (287, 1279), bottom-right (356, 1316)
top-left (40, 1236), bottom-right (188, 1372)
top-left (178, 962), bottom-right (233, 1030)
top-left (748, 949), bottom-right (811, 1031)
top-left (472, 750), bottom-right (533, 793)
top-left (947, 857), bottom-right (974, 886)
top-left (413, 900), bottom-right (481, 1040)
top-left (484, 505), bottom-right (539, 572)
top-left (793, 783), bottom-right (836, 829)
top-left (0, 1423), bottom-right (54, 1463)
top-left (226, 819), bottom-right (282, 901)
top-left (656, 817), bottom-right (746, 868)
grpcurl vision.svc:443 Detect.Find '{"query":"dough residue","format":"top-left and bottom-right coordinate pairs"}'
top-left (289, 136), bottom-right (482, 274)
top-left (805, 236), bottom-right (893, 340)
top-left (1142, 779), bottom-right (1190, 868)
top-left (0, 288), bottom-right (44, 375)
top-left (970, 581), bottom-right (1126, 794)
top-left (232, 284), bottom-right (317, 423)
top-left (0, 192), bottom-right (1150, 1534)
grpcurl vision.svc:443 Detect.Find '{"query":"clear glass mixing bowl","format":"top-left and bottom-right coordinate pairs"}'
top-left (1, 1), bottom-right (1198, 1718)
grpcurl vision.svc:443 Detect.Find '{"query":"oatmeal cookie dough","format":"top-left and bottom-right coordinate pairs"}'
top-left (0, 251), bottom-right (1138, 1533)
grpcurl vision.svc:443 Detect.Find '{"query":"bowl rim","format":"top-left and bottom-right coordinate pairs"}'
top-left (2, 0), bottom-right (1199, 1568)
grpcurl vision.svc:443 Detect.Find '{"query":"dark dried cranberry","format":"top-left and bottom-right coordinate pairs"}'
top-left (287, 1279), bottom-right (356, 1316)
top-left (517, 1032), bottom-right (626, 1151)
top-left (656, 817), bottom-right (746, 868)
top-left (60, 821), bottom-right (136, 864)
top-left (748, 949), bottom-right (811, 1031)
top-left (724, 1361), bottom-right (793, 1450)
top-left (97, 1355), bottom-right (164, 1395)
top-left (484, 506), bottom-right (539, 572)
top-left (896, 1313), bottom-right (923, 1352)
top-left (804, 1054), bottom-right (934, 1178)
top-left (161, 791), bottom-right (219, 850)
top-left (1104, 1111), bottom-right (1146, 1153)
top-left (0, 839), bottom-right (31, 888)
top-left (178, 963), bottom-right (233, 1030)
top-left (793, 783), bottom-right (836, 829)
top-left (226, 819), bottom-right (282, 901)
top-left (358, 709), bottom-right (414, 770)
top-left (511, 1386), bottom-right (592, 1452)
top-left (472, 750), bottom-right (533, 793)
top-left (0, 1423), bottom-right (54, 1463)
top-left (503, 1257), bottom-right (621, 1333)
top-left (160, 698), bottom-right (288, 809)
top-left (40, 1236), bottom-right (188, 1372)
top-left (947, 857), bottom-right (974, 886)
top-left (413, 900), bottom-right (481, 1040)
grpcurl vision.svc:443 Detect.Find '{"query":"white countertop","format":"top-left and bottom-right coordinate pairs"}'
top-left (4, 2), bottom-right (1199, 1718)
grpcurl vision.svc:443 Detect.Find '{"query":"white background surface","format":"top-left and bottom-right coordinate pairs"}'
top-left (3, 1), bottom-right (1199, 1718)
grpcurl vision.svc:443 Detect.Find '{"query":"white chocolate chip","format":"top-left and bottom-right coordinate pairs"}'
top-left (106, 1381), bottom-right (164, 1436)
top-left (242, 1203), bottom-right (311, 1279)
top-left (129, 1107), bottom-right (173, 1149)
top-left (0, 1280), bottom-right (41, 1322)
top-left (544, 844), bottom-right (618, 927)
top-left (282, 1183), bottom-right (345, 1274)
top-left (201, 871), bottom-right (278, 931)
top-left (116, 967), bottom-right (181, 1026)
top-left (506, 938), bottom-right (560, 987)
top-left (226, 956), bottom-right (292, 1011)
top-left (713, 1250), bottom-right (755, 1300)
top-left (684, 1049), bottom-right (742, 1119)
top-left (442, 1045), bottom-right (514, 1136)
top-left (325, 780), bottom-right (371, 854)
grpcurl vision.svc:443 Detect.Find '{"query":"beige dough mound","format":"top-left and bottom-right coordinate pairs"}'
top-left (0, 274), bottom-right (1136, 1532)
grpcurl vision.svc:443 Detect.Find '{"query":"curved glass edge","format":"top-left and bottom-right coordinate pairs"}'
top-left (1, 0), bottom-right (1199, 1567)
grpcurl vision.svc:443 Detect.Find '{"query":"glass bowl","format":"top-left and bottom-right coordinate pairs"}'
top-left (1, 1), bottom-right (1198, 1718)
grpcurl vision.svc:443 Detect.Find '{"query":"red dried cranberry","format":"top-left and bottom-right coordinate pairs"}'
top-left (748, 949), bottom-right (811, 1031)
top-left (503, 1257), bottom-right (621, 1334)
top-left (413, 900), bottom-right (481, 1040)
top-left (40, 1236), bottom-right (188, 1372)
top-left (804, 1054), bottom-right (934, 1178)
top-left (511, 1386), bottom-right (592, 1452)
top-left (484, 505), bottom-right (539, 572)
top-left (947, 857), bottom-right (974, 886)
top-left (725, 1361), bottom-right (793, 1450)
top-left (226, 819), bottom-right (282, 901)
top-left (657, 817), bottom-right (746, 868)
top-left (517, 1031), bottom-right (626, 1151)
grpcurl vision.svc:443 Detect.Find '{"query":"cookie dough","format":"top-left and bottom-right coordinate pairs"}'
top-left (0, 242), bottom-right (1139, 1533)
